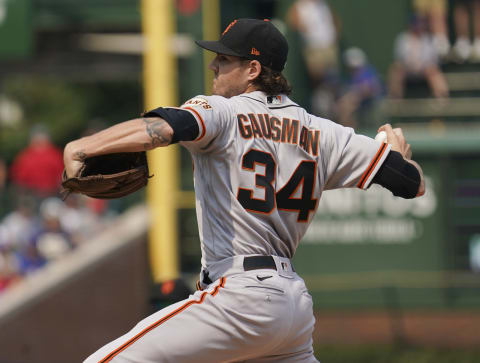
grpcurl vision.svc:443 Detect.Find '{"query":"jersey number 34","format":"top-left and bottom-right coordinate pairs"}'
top-left (237, 149), bottom-right (318, 222)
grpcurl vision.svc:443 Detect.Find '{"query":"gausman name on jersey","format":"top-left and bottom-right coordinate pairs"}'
top-left (237, 113), bottom-right (320, 156)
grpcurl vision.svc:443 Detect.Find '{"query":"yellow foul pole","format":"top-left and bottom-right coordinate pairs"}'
top-left (142, 0), bottom-right (179, 282)
top-left (202, 0), bottom-right (220, 94)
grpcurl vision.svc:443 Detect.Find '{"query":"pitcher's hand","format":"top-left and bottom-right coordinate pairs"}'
top-left (378, 124), bottom-right (412, 160)
top-left (63, 142), bottom-right (86, 178)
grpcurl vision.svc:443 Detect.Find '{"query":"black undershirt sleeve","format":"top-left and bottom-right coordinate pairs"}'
top-left (371, 150), bottom-right (420, 199)
top-left (143, 107), bottom-right (199, 144)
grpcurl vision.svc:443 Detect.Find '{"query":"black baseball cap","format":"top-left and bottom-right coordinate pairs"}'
top-left (195, 18), bottom-right (288, 72)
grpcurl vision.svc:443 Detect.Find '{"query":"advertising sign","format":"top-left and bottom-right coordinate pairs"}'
top-left (295, 160), bottom-right (443, 275)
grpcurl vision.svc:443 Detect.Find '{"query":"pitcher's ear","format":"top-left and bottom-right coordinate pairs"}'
top-left (247, 60), bottom-right (262, 82)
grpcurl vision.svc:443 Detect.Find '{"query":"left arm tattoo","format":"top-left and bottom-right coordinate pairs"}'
top-left (143, 118), bottom-right (171, 149)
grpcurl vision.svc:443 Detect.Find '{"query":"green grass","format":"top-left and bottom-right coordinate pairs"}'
top-left (314, 345), bottom-right (480, 363)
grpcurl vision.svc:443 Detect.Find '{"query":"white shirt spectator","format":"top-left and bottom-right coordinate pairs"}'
top-left (394, 32), bottom-right (438, 75)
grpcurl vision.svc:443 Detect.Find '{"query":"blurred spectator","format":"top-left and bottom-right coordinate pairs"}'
top-left (9, 124), bottom-right (64, 197)
top-left (388, 15), bottom-right (449, 98)
top-left (0, 194), bottom-right (39, 251)
top-left (61, 194), bottom-right (100, 244)
top-left (14, 241), bottom-right (47, 276)
top-left (85, 197), bottom-right (109, 216)
top-left (0, 247), bottom-right (20, 293)
top-left (451, 0), bottom-right (480, 62)
top-left (336, 47), bottom-right (384, 128)
top-left (0, 194), bottom-right (42, 277)
top-left (0, 186), bottom-right (108, 293)
top-left (32, 198), bottom-right (74, 261)
top-left (413, 0), bottom-right (450, 58)
top-left (287, 0), bottom-right (340, 117)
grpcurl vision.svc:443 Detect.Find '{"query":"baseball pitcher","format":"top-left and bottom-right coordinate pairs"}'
top-left (64, 19), bottom-right (425, 363)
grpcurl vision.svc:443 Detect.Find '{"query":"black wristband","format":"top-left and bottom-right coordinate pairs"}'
top-left (372, 150), bottom-right (420, 199)
top-left (143, 107), bottom-right (199, 144)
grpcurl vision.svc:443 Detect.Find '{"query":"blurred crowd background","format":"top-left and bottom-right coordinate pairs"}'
top-left (1, 1), bottom-right (480, 361)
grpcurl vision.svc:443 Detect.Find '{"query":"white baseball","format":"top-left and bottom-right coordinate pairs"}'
top-left (375, 130), bottom-right (387, 143)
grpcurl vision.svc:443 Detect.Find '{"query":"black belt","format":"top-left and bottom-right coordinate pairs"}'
top-left (202, 256), bottom-right (293, 285)
top-left (243, 255), bottom-right (277, 271)
top-left (243, 256), bottom-right (295, 271)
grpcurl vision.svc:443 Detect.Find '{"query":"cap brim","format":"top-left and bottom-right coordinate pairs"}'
top-left (195, 40), bottom-right (243, 57)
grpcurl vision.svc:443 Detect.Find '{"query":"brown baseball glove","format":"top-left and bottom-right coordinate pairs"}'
top-left (61, 152), bottom-right (150, 200)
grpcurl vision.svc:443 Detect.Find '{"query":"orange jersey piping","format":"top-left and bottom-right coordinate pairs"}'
top-left (99, 277), bottom-right (226, 362)
top-left (183, 106), bottom-right (206, 141)
top-left (357, 143), bottom-right (388, 189)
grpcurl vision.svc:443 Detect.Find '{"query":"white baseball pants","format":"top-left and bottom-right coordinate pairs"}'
top-left (84, 255), bottom-right (318, 362)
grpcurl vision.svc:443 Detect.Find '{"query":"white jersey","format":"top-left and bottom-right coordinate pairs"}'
top-left (178, 91), bottom-right (391, 269)
top-left (84, 90), bottom-right (392, 363)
